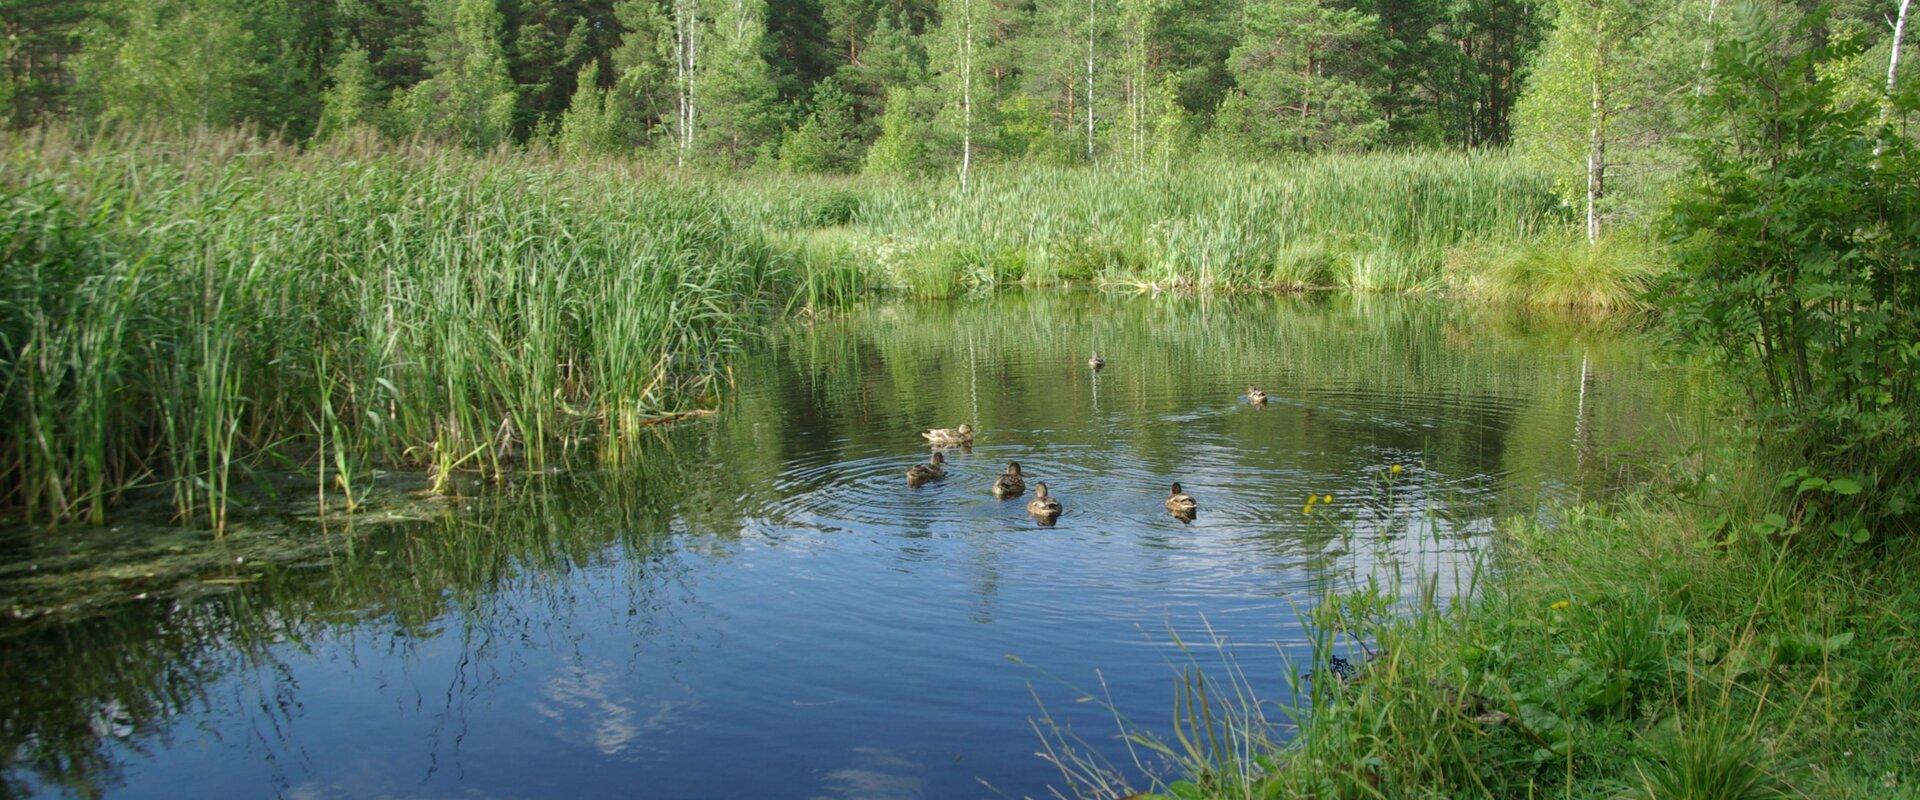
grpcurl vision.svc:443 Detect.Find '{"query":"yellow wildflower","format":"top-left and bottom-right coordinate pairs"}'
top-left (1322, 494), bottom-right (1333, 504)
top-left (1550, 600), bottom-right (1571, 611)
top-left (1390, 464), bottom-right (1404, 475)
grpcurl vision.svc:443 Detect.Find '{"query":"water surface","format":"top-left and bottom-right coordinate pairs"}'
top-left (0, 293), bottom-right (1688, 798)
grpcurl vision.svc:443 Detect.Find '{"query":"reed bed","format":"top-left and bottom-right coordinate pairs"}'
top-left (0, 128), bottom-right (822, 528)
top-left (846, 152), bottom-right (1564, 294)
top-left (0, 130), bottom-right (1606, 529)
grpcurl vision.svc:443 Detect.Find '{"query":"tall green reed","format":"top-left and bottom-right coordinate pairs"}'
top-left (1, 128), bottom-right (802, 528)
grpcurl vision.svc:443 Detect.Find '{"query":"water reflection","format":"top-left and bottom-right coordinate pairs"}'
top-left (0, 293), bottom-right (1690, 799)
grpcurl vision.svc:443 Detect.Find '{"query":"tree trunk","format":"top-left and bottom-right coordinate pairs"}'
top-left (961, 0), bottom-right (973, 190)
top-left (1878, 0), bottom-right (1912, 156)
top-left (1694, 0), bottom-right (1720, 97)
top-left (1586, 71), bottom-right (1605, 244)
top-left (1086, 0), bottom-right (1096, 160)
top-left (674, 0), bottom-right (698, 167)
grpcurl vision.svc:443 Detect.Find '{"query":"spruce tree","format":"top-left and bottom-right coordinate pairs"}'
top-left (611, 0), bottom-right (676, 140)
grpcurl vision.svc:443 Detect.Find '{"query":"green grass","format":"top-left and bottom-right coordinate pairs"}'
top-left (1078, 423), bottom-right (1920, 799)
top-left (1445, 229), bottom-right (1665, 311)
top-left (1, 127), bottom-right (847, 529)
top-left (846, 152), bottom-right (1565, 292)
top-left (0, 129), bottom-right (1639, 530)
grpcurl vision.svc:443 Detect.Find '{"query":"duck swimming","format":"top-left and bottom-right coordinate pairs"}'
top-left (1088, 353), bottom-right (1105, 370)
top-left (1246, 387), bottom-right (1269, 405)
top-left (1027, 482), bottom-right (1062, 522)
top-left (906, 452), bottom-right (947, 487)
top-left (921, 424), bottom-right (974, 446)
top-left (1164, 482), bottom-right (1197, 513)
top-left (991, 462), bottom-right (1026, 498)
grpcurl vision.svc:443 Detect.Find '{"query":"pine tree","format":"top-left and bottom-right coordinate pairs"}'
top-left (318, 46), bottom-right (386, 138)
top-left (400, 0), bottom-right (519, 149)
top-left (1229, 0), bottom-right (1385, 151)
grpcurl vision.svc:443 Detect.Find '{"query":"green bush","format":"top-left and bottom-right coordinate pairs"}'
top-left (1663, 12), bottom-right (1920, 539)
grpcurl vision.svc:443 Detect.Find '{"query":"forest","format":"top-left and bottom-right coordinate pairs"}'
top-left (0, 0), bottom-right (1902, 225)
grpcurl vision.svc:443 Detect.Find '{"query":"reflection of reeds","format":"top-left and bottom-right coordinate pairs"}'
top-left (0, 423), bottom-right (749, 796)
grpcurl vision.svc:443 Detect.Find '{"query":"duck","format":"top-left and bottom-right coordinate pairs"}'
top-left (1246, 387), bottom-right (1269, 405)
top-left (1027, 482), bottom-right (1062, 521)
top-left (906, 452), bottom-right (947, 487)
top-left (1088, 353), bottom-right (1105, 370)
top-left (1164, 482), bottom-right (1197, 513)
top-left (921, 423), bottom-right (974, 446)
top-left (991, 462), bottom-right (1026, 498)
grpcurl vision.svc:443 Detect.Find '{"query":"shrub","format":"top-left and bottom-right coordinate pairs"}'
top-left (1662, 11), bottom-right (1920, 539)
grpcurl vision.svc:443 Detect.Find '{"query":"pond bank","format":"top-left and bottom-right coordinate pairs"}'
top-left (1108, 429), bottom-right (1920, 799)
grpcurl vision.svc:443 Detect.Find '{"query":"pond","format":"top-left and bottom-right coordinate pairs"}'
top-left (0, 293), bottom-right (1692, 799)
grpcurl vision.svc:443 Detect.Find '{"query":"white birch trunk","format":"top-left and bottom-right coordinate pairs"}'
top-left (1694, 0), bottom-right (1719, 97)
top-left (1086, 0), bottom-right (1096, 160)
top-left (1879, 0), bottom-right (1912, 156)
top-left (960, 0), bottom-right (973, 190)
top-left (1586, 59), bottom-right (1605, 245)
top-left (673, 0), bottom-right (698, 167)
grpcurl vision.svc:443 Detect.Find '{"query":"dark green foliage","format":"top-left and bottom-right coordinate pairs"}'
top-left (1664, 8), bottom-right (1920, 538)
top-left (1, 0), bottom-right (90, 128)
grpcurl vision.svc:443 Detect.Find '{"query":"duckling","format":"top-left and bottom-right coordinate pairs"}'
top-left (1027, 482), bottom-right (1062, 521)
top-left (1088, 353), bottom-right (1105, 370)
top-left (1164, 482), bottom-right (1197, 513)
top-left (906, 452), bottom-right (947, 487)
top-left (1246, 386), bottom-right (1269, 405)
top-left (991, 461), bottom-right (1026, 498)
top-left (921, 423), bottom-right (974, 446)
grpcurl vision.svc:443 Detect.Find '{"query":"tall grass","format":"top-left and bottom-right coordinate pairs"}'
top-left (1445, 228), bottom-right (1665, 310)
top-left (1, 128), bottom-right (831, 528)
top-left (846, 152), bottom-right (1564, 293)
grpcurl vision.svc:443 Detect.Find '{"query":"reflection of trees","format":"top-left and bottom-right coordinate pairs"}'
top-left (0, 293), bottom-right (1688, 797)
top-left (0, 428), bottom-right (751, 797)
top-left (772, 293), bottom-right (1685, 550)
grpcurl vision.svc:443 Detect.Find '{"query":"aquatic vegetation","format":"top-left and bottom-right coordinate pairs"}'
top-left (1444, 228), bottom-right (1663, 310)
top-left (849, 153), bottom-right (1563, 292)
top-left (0, 128), bottom-right (805, 528)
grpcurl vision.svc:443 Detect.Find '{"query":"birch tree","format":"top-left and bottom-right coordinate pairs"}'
top-left (672, 0), bottom-right (699, 165)
top-left (1514, 0), bottom-right (1693, 242)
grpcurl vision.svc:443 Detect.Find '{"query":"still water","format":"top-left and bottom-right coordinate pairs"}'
top-left (0, 293), bottom-right (1688, 799)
